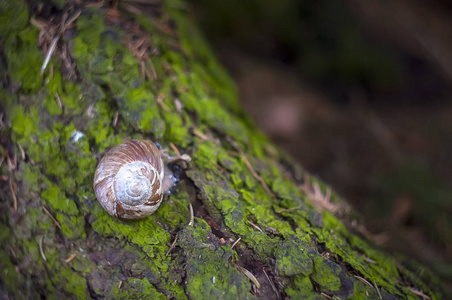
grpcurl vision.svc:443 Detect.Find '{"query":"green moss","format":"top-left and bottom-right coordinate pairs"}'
top-left (201, 180), bottom-right (278, 258)
top-left (310, 212), bottom-right (413, 297)
top-left (91, 212), bottom-right (172, 271)
top-left (271, 177), bottom-right (299, 200)
top-left (111, 278), bottom-right (168, 299)
top-left (154, 189), bottom-right (190, 230)
top-left (178, 219), bottom-right (256, 299)
top-left (59, 81), bottom-right (84, 114)
top-left (0, 1), bottom-right (43, 93)
top-left (72, 9), bottom-right (169, 138)
top-left (192, 141), bottom-right (222, 167)
top-left (71, 9), bottom-right (109, 73)
top-left (275, 237), bottom-right (314, 276)
top-left (170, 7), bottom-right (241, 113)
top-left (49, 261), bottom-right (89, 299)
top-left (0, 225), bottom-right (24, 293)
top-left (285, 275), bottom-right (320, 299)
top-left (394, 256), bottom-right (441, 300)
top-left (86, 101), bottom-right (116, 151)
top-left (348, 279), bottom-right (379, 299)
top-left (247, 205), bottom-right (294, 237)
top-left (0, 251), bottom-right (22, 291)
top-left (61, 125), bottom-right (97, 192)
top-left (22, 207), bottom-right (54, 234)
top-left (41, 184), bottom-right (78, 215)
top-left (5, 27), bottom-right (43, 92)
top-left (164, 111), bottom-right (189, 147)
top-left (0, 0), bottom-right (29, 39)
top-left (16, 163), bottom-right (39, 192)
top-left (87, 216), bottom-right (186, 297)
top-left (40, 185), bottom-right (67, 213)
top-left (10, 106), bottom-right (40, 144)
top-left (44, 71), bottom-right (64, 114)
top-left (56, 213), bottom-right (85, 239)
top-left (310, 255), bottom-right (343, 292)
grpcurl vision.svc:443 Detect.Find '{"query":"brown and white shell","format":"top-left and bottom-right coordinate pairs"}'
top-left (93, 140), bottom-right (164, 220)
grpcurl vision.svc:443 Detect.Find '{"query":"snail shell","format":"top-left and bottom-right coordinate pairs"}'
top-left (93, 140), bottom-right (165, 220)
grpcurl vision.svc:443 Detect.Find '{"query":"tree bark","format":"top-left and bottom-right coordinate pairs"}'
top-left (0, 0), bottom-right (445, 299)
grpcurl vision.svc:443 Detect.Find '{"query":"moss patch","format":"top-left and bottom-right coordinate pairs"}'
top-left (275, 236), bottom-right (314, 276)
top-left (178, 219), bottom-right (256, 299)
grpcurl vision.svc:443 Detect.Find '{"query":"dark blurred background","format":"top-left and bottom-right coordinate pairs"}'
top-left (190, 0), bottom-right (452, 284)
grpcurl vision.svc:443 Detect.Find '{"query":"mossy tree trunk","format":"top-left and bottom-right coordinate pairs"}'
top-left (0, 0), bottom-right (445, 299)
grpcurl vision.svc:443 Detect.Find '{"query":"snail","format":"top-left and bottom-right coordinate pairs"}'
top-left (93, 140), bottom-right (190, 220)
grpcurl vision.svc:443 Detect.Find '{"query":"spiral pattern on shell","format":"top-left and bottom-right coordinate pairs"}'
top-left (93, 140), bottom-right (164, 219)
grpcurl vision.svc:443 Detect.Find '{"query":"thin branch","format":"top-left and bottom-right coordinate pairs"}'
top-left (39, 236), bottom-right (47, 261)
top-left (165, 236), bottom-right (178, 257)
top-left (231, 237), bottom-right (241, 249)
top-left (188, 203), bottom-right (194, 226)
top-left (42, 206), bottom-right (62, 229)
top-left (64, 253), bottom-right (77, 263)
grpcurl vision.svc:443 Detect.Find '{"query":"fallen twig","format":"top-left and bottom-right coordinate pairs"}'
top-left (64, 253), bottom-right (77, 263)
top-left (165, 236), bottom-right (178, 257)
top-left (42, 206), bottom-right (62, 230)
top-left (39, 236), bottom-right (47, 262)
top-left (231, 237), bottom-right (241, 249)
